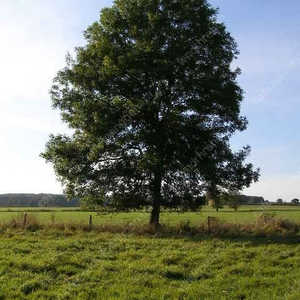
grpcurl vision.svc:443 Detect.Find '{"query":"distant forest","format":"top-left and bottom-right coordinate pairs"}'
top-left (238, 195), bottom-right (265, 204)
top-left (0, 194), bottom-right (79, 207)
top-left (0, 194), bottom-right (266, 207)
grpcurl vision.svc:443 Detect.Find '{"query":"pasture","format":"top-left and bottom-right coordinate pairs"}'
top-left (0, 205), bottom-right (299, 225)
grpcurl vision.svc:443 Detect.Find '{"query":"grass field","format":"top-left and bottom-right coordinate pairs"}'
top-left (0, 205), bottom-right (300, 225)
top-left (0, 230), bottom-right (300, 299)
top-left (1, 205), bottom-right (300, 299)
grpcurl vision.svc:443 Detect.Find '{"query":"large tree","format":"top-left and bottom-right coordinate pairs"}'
top-left (41, 0), bottom-right (260, 228)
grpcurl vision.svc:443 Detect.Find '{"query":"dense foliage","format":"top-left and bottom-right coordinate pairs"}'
top-left (42, 0), bottom-right (259, 226)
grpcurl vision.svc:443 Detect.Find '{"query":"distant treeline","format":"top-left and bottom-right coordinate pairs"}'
top-left (0, 194), bottom-right (79, 207)
top-left (238, 195), bottom-right (265, 204)
top-left (0, 193), bottom-right (265, 207)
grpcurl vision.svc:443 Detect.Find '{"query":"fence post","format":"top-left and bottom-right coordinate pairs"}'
top-left (23, 213), bottom-right (27, 228)
top-left (89, 215), bottom-right (93, 228)
top-left (207, 216), bottom-right (211, 234)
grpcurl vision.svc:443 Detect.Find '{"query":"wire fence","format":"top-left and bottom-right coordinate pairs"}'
top-left (0, 207), bottom-right (300, 225)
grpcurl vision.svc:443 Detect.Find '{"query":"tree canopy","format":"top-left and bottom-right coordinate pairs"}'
top-left (41, 0), bottom-right (260, 227)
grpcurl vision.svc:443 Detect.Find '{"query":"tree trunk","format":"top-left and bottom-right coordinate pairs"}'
top-left (149, 172), bottom-right (162, 230)
top-left (216, 206), bottom-right (219, 212)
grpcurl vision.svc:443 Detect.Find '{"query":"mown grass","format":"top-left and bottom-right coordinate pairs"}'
top-left (0, 228), bottom-right (300, 299)
top-left (0, 205), bottom-right (300, 225)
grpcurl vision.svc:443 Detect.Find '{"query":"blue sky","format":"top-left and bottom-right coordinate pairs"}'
top-left (1, 0), bottom-right (299, 201)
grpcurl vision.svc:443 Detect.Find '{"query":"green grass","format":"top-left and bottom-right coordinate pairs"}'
top-left (0, 207), bottom-right (300, 299)
top-left (0, 230), bottom-right (300, 299)
top-left (0, 205), bottom-right (300, 225)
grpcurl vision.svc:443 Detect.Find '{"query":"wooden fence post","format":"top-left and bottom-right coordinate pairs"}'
top-left (23, 213), bottom-right (27, 228)
top-left (207, 216), bottom-right (211, 234)
top-left (89, 215), bottom-right (93, 228)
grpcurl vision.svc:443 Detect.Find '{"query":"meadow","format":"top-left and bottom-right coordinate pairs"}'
top-left (0, 205), bottom-right (300, 299)
top-left (0, 205), bottom-right (300, 225)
